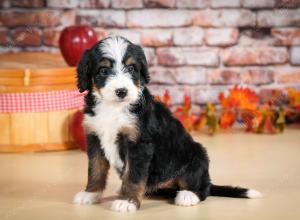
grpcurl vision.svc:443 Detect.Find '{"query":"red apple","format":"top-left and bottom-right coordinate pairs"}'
top-left (59, 25), bottom-right (98, 66)
top-left (69, 110), bottom-right (87, 151)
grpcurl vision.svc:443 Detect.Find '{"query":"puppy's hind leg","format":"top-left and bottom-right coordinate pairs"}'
top-left (174, 146), bottom-right (211, 206)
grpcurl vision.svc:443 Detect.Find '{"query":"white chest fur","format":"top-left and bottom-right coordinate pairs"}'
top-left (84, 101), bottom-right (137, 171)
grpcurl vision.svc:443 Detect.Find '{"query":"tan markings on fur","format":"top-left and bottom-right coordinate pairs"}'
top-left (91, 83), bottom-right (101, 95)
top-left (125, 56), bottom-right (136, 66)
top-left (120, 161), bottom-right (145, 208)
top-left (99, 58), bottom-right (112, 67)
top-left (177, 178), bottom-right (188, 189)
top-left (157, 178), bottom-right (176, 189)
top-left (119, 159), bottom-right (129, 183)
top-left (120, 182), bottom-right (145, 208)
top-left (86, 154), bottom-right (110, 192)
top-left (144, 178), bottom-right (177, 195)
top-left (120, 126), bottom-right (138, 141)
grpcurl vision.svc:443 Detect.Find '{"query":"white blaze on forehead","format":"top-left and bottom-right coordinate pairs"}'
top-left (97, 36), bottom-right (140, 104)
top-left (99, 36), bottom-right (129, 72)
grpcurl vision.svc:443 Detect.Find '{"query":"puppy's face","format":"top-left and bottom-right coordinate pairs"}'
top-left (77, 36), bottom-right (150, 104)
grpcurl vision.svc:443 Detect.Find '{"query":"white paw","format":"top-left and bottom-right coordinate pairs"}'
top-left (73, 191), bottom-right (101, 205)
top-left (111, 199), bottom-right (137, 212)
top-left (175, 190), bottom-right (200, 206)
top-left (246, 189), bottom-right (263, 198)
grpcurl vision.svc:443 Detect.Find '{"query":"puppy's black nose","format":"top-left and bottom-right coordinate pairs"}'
top-left (115, 88), bottom-right (128, 99)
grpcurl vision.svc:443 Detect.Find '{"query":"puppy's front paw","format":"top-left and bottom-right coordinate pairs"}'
top-left (175, 190), bottom-right (200, 206)
top-left (73, 191), bottom-right (101, 205)
top-left (111, 199), bottom-right (137, 212)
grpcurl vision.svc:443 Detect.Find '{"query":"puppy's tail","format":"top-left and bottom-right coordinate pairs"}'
top-left (210, 184), bottom-right (262, 199)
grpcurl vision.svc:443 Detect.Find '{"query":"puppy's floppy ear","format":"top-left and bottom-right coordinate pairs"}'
top-left (77, 49), bottom-right (92, 93)
top-left (134, 45), bottom-right (150, 84)
top-left (140, 55), bottom-right (150, 84)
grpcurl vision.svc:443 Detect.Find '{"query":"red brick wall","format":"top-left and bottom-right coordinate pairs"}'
top-left (1, 0), bottom-right (300, 108)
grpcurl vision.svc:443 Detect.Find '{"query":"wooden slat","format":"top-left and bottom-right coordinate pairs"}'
top-left (30, 68), bottom-right (76, 76)
top-left (33, 112), bottom-right (49, 143)
top-left (0, 69), bottom-right (24, 77)
top-left (48, 110), bottom-right (70, 143)
top-left (0, 76), bottom-right (76, 86)
top-left (30, 76), bottom-right (77, 85)
top-left (0, 113), bottom-right (10, 145)
top-left (0, 68), bottom-right (76, 78)
top-left (0, 142), bottom-right (77, 153)
top-left (10, 113), bottom-right (36, 145)
top-left (8, 112), bottom-right (50, 145)
top-left (67, 109), bottom-right (78, 142)
top-left (0, 85), bottom-right (77, 93)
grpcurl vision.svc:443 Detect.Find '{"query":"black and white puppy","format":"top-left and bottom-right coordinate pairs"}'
top-left (73, 36), bottom-right (262, 212)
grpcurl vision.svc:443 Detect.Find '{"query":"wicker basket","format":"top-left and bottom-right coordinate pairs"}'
top-left (0, 53), bottom-right (83, 153)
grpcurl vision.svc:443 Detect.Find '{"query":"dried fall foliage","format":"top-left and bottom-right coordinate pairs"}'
top-left (154, 86), bottom-right (299, 135)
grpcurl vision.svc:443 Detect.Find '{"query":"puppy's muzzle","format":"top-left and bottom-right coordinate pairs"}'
top-left (115, 88), bottom-right (128, 99)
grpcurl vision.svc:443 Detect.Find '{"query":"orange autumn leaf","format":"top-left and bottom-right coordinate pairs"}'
top-left (220, 111), bottom-right (235, 129)
top-left (177, 115), bottom-right (194, 131)
top-left (219, 85), bottom-right (259, 111)
top-left (182, 94), bottom-right (192, 114)
top-left (288, 88), bottom-right (300, 109)
top-left (241, 109), bottom-right (260, 132)
top-left (191, 114), bottom-right (199, 126)
top-left (265, 116), bottom-right (276, 134)
top-left (252, 110), bottom-right (264, 132)
top-left (219, 86), bottom-right (259, 132)
top-left (195, 113), bottom-right (207, 130)
top-left (155, 90), bottom-right (171, 108)
top-left (154, 95), bottom-right (161, 102)
top-left (253, 104), bottom-right (277, 134)
top-left (173, 93), bottom-right (199, 130)
top-left (162, 90), bottom-right (171, 108)
top-left (174, 94), bottom-right (192, 115)
top-left (174, 106), bottom-right (183, 116)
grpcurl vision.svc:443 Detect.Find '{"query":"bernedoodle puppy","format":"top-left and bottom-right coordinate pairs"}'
top-left (73, 36), bottom-right (262, 212)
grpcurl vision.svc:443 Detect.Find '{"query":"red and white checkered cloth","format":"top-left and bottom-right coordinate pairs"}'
top-left (0, 90), bottom-right (85, 113)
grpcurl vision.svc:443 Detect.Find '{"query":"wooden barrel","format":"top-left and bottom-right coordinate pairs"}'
top-left (0, 52), bottom-right (83, 152)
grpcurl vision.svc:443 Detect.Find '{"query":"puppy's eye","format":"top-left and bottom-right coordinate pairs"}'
top-left (127, 65), bottom-right (135, 73)
top-left (99, 68), bottom-right (108, 76)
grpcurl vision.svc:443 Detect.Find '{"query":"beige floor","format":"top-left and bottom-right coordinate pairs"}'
top-left (0, 128), bottom-right (300, 220)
